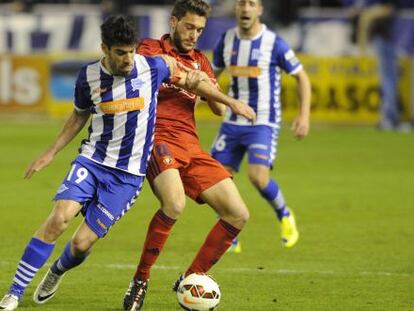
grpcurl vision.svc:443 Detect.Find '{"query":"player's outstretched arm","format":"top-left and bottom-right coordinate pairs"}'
top-left (291, 69), bottom-right (311, 140)
top-left (186, 70), bottom-right (255, 122)
top-left (161, 55), bottom-right (256, 122)
top-left (204, 68), bottom-right (226, 116)
top-left (186, 69), bottom-right (225, 116)
top-left (206, 99), bottom-right (226, 116)
top-left (24, 109), bottom-right (90, 179)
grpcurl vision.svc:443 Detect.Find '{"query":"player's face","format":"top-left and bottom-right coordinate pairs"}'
top-left (170, 12), bottom-right (206, 53)
top-left (102, 43), bottom-right (136, 77)
top-left (235, 0), bottom-right (263, 32)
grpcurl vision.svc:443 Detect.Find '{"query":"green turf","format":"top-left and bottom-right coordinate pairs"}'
top-left (0, 118), bottom-right (413, 310)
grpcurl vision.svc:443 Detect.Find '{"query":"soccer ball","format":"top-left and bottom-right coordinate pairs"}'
top-left (176, 273), bottom-right (221, 311)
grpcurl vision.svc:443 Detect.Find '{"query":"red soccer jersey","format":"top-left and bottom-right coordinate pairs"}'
top-left (137, 34), bottom-right (216, 140)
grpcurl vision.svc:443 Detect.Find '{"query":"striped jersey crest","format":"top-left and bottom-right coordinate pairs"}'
top-left (213, 25), bottom-right (302, 128)
top-left (74, 54), bottom-right (170, 176)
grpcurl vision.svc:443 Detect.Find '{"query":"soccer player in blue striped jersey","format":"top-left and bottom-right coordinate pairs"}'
top-left (0, 16), bottom-right (255, 311)
top-left (211, 0), bottom-right (311, 250)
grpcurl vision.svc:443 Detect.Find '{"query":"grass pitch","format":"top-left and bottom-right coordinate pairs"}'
top-left (0, 118), bottom-right (413, 310)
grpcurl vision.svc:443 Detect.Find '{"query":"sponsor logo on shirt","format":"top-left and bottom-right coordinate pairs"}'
top-left (100, 97), bottom-right (145, 114)
top-left (229, 66), bottom-right (262, 78)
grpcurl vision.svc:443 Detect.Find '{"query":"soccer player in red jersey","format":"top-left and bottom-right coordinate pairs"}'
top-left (123, 1), bottom-right (253, 310)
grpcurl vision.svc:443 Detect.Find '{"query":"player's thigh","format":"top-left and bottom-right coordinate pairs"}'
top-left (199, 178), bottom-right (249, 223)
top-left (54, 157), bottom-right (99, 209)
top-left (246, 125), bottom-right (279, 168)
top-left (147, 141), bottom-right (187, 205)
top-left (65, 156), bottom-right (144, 238)
top-left (36, 200), bottom-right (83, 241)
top-left (211, 124), bottom-right (246, 172)
top-left (44, 156), bottom-right (98, 229)
top-left (85, 173), bottom-right (144, 238)
top-left (180, 152), bottom-right (231, 203)
top-left (152, 169), bottom-right (186, 213)
top-left (51, 199), bottom-right (83, 222)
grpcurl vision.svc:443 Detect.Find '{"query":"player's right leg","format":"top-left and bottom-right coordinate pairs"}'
top-left (123, 168), bottom-right (185, 311)
top-left (0, 200), bottom-right (82, 310)
top-left (211, 124), bottom-right (246, 253)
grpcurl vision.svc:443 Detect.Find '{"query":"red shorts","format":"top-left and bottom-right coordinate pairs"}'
top-left (147, 133), bottom-right (231, 203)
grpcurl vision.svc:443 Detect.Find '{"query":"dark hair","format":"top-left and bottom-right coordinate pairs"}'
top-left (100, 15), bottom-right (137, 48)
top-left (171, 0), bottom-right (211, 20)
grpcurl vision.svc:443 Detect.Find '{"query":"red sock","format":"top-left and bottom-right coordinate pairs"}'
top-left (186, 219), bottom-right (240, 276)
top-left (134, 209), bottom-right (176, 281)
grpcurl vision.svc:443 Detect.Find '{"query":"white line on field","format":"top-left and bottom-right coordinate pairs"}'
top-left (0, 261), bottom-right (412, 278)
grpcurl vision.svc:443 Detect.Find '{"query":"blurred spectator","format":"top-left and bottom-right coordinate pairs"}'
top-left (208, 0), bottom-right (234, 16)
top-left (7, 0), bottom-right (32, 12)
top-left (265, 0), bottom-right (298, 27)
top-left (356, 0), bottom-right (412, 131)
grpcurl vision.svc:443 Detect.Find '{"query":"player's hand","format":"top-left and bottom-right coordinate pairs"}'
top-left (24, 151), bottom-right (54, 179)
top-left (231, 101), bottom-right (256, 123)
top-left (291, 114), bottom-right (310, 140)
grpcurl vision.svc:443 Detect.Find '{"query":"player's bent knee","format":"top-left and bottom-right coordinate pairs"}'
top-left (248, 173), bottom-right (268, 190)
top-left (161, 196), bottom-right (186, 218)
top-left (226, 206), bottom-right (249, 229)
top-left (44, 213), bottom-right (71, 237)
top-left (71, 237), bottom-right (94, 255)
top-left (238, 209), bottom-right (250, 225)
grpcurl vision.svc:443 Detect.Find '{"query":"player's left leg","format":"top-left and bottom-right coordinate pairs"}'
top-left (247, 164), bottom-right (299, 248)
top-left (184, 177), bottom-right (249, 276)
top-left (0, 200), bottom-right (82, 311)
top-left (245, 125), bottom-right (299, 248)
top-left (33, 221), bottom-right (99, 304)
top-left (33, 157), bottom-right (144, 305)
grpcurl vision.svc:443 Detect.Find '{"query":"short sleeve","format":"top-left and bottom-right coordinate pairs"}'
top-left (151, 56), bottom-right (171, 84)
top-left (74, 66), bottom-right (93, 111)
top-left (212, 32), bottom-right (226, 70)
top-left (274, 36), bottom-right (302, 75)
top-left (137, 38), bottom-right (163, 57)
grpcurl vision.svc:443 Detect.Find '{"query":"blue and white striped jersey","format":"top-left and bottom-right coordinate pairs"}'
top-left (74, 54), bottom-right (170, 176)
top-left (213, 25), bottom-right (302, 128)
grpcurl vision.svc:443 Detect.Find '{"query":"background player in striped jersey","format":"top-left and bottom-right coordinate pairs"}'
top-left (211, 0), bottom-right (311, 251)
top-left (0, 15), bottom-right (255, 311)
top-left (122, 1), bottom-right (256, 310)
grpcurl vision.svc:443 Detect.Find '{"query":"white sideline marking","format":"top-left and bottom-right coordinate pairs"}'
top-left (0, 261), bottom-right (412, 278)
